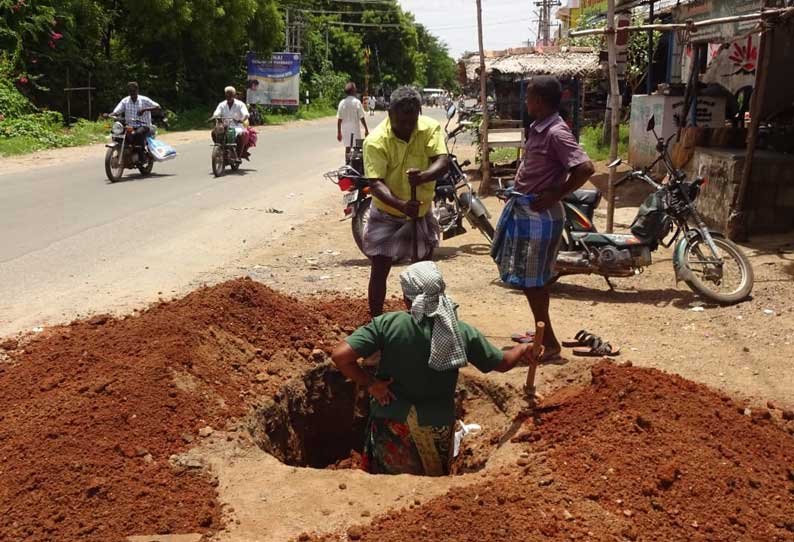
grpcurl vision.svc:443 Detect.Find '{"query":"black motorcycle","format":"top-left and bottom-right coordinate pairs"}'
top-left (498, 115), bottom-right (754, 305)
top-left (104, 114), bottom-right (157, 182)
top-left (210, 117), bottom-right (242, 177)
top-left (324, 110), bottom-right (494, 256)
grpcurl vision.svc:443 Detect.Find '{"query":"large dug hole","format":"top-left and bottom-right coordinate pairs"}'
top-left (249, 363), bottom-right (519, 472)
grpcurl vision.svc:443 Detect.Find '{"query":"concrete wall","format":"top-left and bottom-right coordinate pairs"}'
top-left (688, 147), bottom-right (794, 235)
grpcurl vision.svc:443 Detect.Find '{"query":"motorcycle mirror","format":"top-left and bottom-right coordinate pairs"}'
top-left (446, 105), bottom-right (456, 119)
top-left (646, 115), bottom-right (656, 132)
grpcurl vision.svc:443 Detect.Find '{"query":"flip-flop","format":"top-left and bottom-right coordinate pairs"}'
top-left (510, 331), bottom-right (535, 344)
top-left (572, 338), bottom-right (620, 357)
top-left (562, 329), bottom-right (597, 348)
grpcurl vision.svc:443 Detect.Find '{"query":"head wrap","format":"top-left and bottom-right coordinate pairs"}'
top-left (400, 261), bottom-right (467, 371)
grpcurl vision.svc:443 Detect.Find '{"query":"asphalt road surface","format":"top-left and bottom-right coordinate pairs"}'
top-left (1, 109), bottom-right (450, 336)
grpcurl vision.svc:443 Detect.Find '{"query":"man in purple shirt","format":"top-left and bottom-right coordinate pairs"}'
top-left (491, 76), bottom-right (595, 359)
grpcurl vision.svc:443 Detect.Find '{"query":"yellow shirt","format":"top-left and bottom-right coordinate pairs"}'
top-left (363, 115), bottom-right (448, 218)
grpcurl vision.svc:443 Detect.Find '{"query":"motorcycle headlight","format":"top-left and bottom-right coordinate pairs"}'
top-left (111, 121), bottom-right (124, 135)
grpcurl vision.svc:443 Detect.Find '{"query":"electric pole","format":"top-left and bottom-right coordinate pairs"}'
top-left (534, 0), bottom-right (561, 46)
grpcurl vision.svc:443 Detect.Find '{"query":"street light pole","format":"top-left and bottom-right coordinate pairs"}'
top-left (476, 0), bottom-right (491, 195)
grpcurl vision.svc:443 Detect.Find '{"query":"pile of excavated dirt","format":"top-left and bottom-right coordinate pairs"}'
top-left (302, 361), bottom-right (794, 542)
top-left (0, 278), bottom-right (376, 542)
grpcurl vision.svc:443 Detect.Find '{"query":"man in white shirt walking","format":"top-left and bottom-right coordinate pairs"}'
top-left (337, 82), bottom-right (369, 153)
top-left (212, 86), bottom-right (251, 160)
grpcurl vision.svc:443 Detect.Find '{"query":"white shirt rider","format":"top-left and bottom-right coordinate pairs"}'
top-left (337, 83), bottom-right (368, 147)
top-left (213, 88), bottom-right (249, 136)
top-left (112, 93), bottom-right (159, 128)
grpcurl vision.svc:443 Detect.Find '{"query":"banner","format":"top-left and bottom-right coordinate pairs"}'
top-left (246, 52), bottom-right (301, 106)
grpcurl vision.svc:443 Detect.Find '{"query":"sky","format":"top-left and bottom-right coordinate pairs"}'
top-left (398, 0), bottom-right (541, 59)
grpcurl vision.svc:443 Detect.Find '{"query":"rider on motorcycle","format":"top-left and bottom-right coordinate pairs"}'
top-left (212, 86), bottom-right (250, 160)
top-left (109, 82), bottom-right (161, 148)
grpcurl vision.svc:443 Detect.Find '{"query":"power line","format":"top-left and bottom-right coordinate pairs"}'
top-left (325, 20), bottom-right (401, 28)
top-left (428, 18), bottom-right (533, 31)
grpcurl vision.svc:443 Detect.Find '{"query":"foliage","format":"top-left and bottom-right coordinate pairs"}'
top-left (490, 147), bottom-right (519, 164)
top-left (580, 123), bottom-right (629, 161)
top-left (569, 8), bottom-right (661, 95)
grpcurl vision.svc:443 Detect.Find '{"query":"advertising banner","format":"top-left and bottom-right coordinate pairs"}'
top-left (246, 52), bottom-right (301, 106)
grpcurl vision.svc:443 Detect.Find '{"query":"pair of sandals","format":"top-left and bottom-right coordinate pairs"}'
top-left (511, 329), bottom-right (620, 358)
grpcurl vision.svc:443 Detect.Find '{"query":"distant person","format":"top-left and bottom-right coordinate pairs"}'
top-left (337, 82), bottom-right (369, 151)
top-left (108, 82), bottom-right (161, 147)
top-left (491, 76), bottom-right (594, 361)
top-left (331, 261), bottom-right (542, 476)
top-left (368, 95), bottom-right (376, 116)
top-left (362, 86), bottom-right (449, 317)
top-left (212, 86), bottom-right (250, 160)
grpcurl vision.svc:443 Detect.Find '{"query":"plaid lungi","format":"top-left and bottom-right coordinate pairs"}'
top-left (363, 205), bottom-right (440, 261)
top-left (490, 196), bottom-right (564, 288)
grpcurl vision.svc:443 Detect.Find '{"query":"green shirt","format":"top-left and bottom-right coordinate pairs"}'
top-left (363, 116), bottom-right (448, 218)
top-left (345, 311), bottom-right (504, 427)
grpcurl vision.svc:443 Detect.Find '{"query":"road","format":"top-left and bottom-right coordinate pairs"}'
top-left (0, 109), bottom-right (427, 336)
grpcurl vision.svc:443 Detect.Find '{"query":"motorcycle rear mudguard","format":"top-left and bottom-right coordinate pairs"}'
top-left (458, 191), bottom-right (491, 219)
top-left (672, 229), bottom-right (726, 283)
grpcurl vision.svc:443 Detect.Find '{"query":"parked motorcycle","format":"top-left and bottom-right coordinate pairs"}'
top-left (498, 115), bottom-right (754, 305)
top-left (324, 108), bottom-right (494, 256)
top-left (104, 114), bottom-right (156, 182)
top-left (210, 117), bottom-right (242, 177)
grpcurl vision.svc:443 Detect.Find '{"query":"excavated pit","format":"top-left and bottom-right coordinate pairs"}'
top-left (249, 363), bottom-right (519, 472)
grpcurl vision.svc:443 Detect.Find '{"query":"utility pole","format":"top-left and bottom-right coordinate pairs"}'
top-left (534, 0), bottom-right (561, 46)
top-left (285, 7), bottom-right (290, 51)
top-left (605, 0), bottom-right (620, 233)
top-left (476, 0), bottom-right (491, 195)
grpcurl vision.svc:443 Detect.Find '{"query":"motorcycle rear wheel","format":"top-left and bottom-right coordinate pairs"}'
top-left (352, 197), bottom-right (372, 256)
top-left (212, 147), bottom-right (225, 178)
top-left (138, 154), bottom-right (154, 176)
top-left (681, 236), bottom-right (754, 304)
top-left (105, 147), bottom-right (124, 182)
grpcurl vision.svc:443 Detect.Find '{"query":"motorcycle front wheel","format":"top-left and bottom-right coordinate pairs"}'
top-left (105, 147), bottom-right (124, 182)
top-left (211, 147), bottom-right (225, 178)
top-left (352, 197), bottom-right (372, 256)
top-left (465, 212), bottom-right (494, 244)
top-left (681, 236), bottom-right (754, 304)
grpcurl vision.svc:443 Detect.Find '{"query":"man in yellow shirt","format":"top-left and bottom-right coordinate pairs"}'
top-left (363, 86), bottom-right (450, 317)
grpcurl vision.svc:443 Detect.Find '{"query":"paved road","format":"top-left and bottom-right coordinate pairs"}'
top-left (0, 110), bottom-right (425, 336)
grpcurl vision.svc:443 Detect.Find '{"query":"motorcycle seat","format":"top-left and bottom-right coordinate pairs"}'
top-left (564, 189), bottom-right (601, 207)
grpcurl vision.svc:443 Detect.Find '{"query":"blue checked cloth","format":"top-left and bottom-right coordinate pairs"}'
top-left (490, 194), bottom-right (565, 288)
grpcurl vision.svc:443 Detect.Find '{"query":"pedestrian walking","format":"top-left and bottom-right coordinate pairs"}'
top-left (337, 82), bottom-right (369, 152)
top-left (331, 261), bottom-right (542, 476)
top-left (491, 76), bottom-right (595, 361)
top-left (361, 86), bottom-right (449, 317)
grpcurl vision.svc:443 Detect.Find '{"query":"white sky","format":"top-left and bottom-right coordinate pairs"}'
top-left (398, 0), bottom-right (540, 59)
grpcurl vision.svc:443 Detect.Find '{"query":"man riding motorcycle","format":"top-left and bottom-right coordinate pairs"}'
top-left (108, 82), bottom-right (161, 147)
top-left (212, 86), bottom-right (251, 160)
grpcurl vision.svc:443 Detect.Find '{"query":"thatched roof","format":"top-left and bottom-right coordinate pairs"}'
top-left (461, 47), bottom-right (602, 81)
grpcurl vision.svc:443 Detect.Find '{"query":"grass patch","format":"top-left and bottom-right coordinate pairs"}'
top-left (168, 104), bottom-right (336, 131)
top-left (0, 118), bottom-right (107, 158)
top-left (580, 123), bottom-right (629, 162)
top-left (489, 147), bottom-right (520, 164)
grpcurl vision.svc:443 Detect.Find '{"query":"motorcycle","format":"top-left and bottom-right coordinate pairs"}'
top-left (498, 115), bottom-right (754, 305)
top-left (210, 117), bottom-right (243, 177)
top-left (104, 114), bottom-right (157, 182)
top-left (323, 109), bottom-right (494, 256)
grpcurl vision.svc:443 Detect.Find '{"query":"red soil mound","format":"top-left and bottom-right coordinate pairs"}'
top-left (304, 361), bottom-right (794, 542)
top-left (0, 279), bottom-right (370, 542)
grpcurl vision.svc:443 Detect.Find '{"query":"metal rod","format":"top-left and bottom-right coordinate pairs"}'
top-left (646, 2), bottom-right (654, 94)
top-left (88, 73), bottom-right (92, 121)
top-left (568, 7), bottom-right (793, 36)
top-left (476, 0), bottom-right (492, 196)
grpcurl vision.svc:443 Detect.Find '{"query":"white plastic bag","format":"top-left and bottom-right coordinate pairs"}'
top-left (453, 421), bottom-right (482, 457)
top-left (146, 137), bottom-right (177, 162)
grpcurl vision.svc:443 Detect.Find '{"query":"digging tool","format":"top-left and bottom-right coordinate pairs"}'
top-left (524, 321), bottom-right (545, 406)
top-left (410, 184), bottom-right (419, 263)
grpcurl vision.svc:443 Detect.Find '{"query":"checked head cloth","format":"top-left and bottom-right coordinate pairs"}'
top-left (399, 261), bottom-right (467, 372)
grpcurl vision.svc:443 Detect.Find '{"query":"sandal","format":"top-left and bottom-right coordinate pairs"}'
top-left (572, 337), bottom-right (620, 357)
top-left (510, 331), bottom-right (535, 344)
top-left (562, 329), bottom-right (598, 348)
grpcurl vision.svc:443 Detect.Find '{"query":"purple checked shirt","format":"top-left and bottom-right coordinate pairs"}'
top-left (513, 114), bottom-right (590, 195)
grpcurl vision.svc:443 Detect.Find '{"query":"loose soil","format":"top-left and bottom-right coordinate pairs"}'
top-left (0, 278), bottom-right (377, 542)
top-left (302, 361), bottom-right (794, 542)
